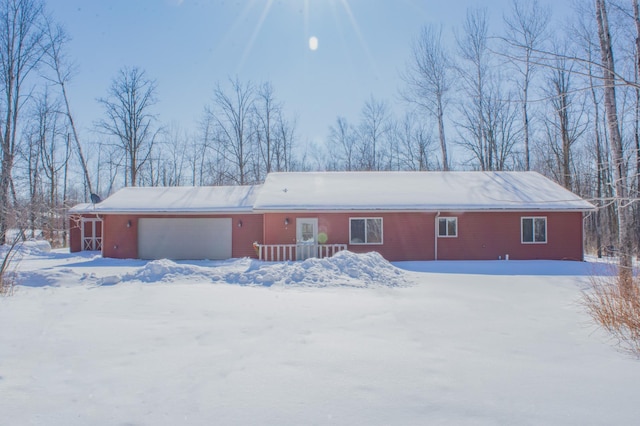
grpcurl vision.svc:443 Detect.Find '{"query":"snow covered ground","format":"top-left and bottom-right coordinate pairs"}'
top-left (1, 246), bottom-right (639, 425)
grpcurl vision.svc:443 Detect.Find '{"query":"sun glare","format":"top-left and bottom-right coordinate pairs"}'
top-left (309, 36), bottom-right (319, 50)
top-left (225, 0), bottom-right (371, 70)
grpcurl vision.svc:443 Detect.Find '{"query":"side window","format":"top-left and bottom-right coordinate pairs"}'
top-left (350, 218), bottom-right (383, 244)
top-left (521, 217), bottom-right (547, 243)
top-left (438, 217), bottom-right (457, 237)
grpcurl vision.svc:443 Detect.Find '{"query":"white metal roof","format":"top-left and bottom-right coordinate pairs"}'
top-left (89, 185), bottom-right (262, 214)
top-left (253, 171), bottom-right (595, 212)
top-left (71, 172), bottom-right (594, 215)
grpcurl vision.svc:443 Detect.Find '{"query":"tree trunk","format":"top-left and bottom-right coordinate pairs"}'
top-left (60, 83), bottom-right (93, 196)
top-left (436, 93), bottom-right (449, 171)
top-left (523, 78), bottom-right (530, 171)
top-left (634, 0), bottom-right (640, 255)
top-left (589, 61), bottom-right (604, 258)
top-left (595, 0), bottom-right (633, 288)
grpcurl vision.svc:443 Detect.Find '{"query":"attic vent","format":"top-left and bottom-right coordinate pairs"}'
top-left (283, 188), bottom-right (288, 193)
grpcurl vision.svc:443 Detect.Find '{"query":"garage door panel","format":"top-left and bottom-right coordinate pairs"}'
top-left (138, 218), bottom-right (232, 260)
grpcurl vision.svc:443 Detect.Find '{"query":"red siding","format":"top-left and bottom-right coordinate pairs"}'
top-left (68, 214), bottom-right (100, 253)
top-left (263, 212), bottom-right (435, 261)
top-left (69, 218), bottom-right (81, 252)
top-left (263, 211), bottom-right (584, 261)
top-left (101, 214), bottom-right (262, 259)
top-left (102, 215), bottom-right (137, 259)
top-left (91, 210), bottom-right (584, 261)
top-left (435, 211), bottom-right (584, 261)
top-left (232, 214), bottom-right (263, 258)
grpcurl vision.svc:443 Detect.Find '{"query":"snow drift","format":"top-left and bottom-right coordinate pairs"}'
top-left (99, 250), bottom-right (408, 288)
top-left (1, 240), bottom-right (51, 257)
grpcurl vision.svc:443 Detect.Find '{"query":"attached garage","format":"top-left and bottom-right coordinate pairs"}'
top-left (77, 185), bottom-right (263, 260)
top-left (138, 218), bottom-right (232, 260)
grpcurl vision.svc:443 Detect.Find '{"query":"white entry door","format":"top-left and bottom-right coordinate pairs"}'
top-left (296, 218), bottom-right (318, 260)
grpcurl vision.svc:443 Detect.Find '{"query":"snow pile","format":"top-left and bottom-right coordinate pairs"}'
top-left (17, 268), bottom-right (87, 288)
top-left (17, 240), bottom-right (52, 254)
top-left (98, 251), bottom-right (408, 288)
top-left (99, 259), bottom-right (214, 285)
top-left (1, 240), bottom-right (51, 257)
top-left (223, 250), bottom-right (408, 287)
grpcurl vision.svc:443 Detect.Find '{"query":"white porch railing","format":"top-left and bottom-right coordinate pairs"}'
top-left (256, 243), bottom-right (347, 261)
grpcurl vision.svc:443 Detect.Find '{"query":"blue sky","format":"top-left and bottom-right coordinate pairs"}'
top-left (49, 0), bottom-right (566, 148)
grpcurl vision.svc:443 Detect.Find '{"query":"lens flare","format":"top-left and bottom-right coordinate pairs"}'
top-left (309, 36), bottom-right (319, 51)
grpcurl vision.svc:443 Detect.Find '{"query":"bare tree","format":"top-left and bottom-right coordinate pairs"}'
top-left (543, 42), bottom-right (587, 189)
top-left (254, 82), bottom-right (281, 178)
top-left (328, 116), bottom-right (356, 171)
top-left (396, 111), bottom-right (434, 171)
top-left (34, 89), bottom-right (67, 244)
top-left (42, 20), bottom-right (93, 198)
top-left (402, 24), bottom-right (453, 170)
top-left (97, 67), bottom-right (159, 187)
top-left (206, 77), bottom-right (256, 185)
top-left (483, 86), bottom-right (522, 170)
top-left (94, 140), bottom-right (122, 196)
top-left (21, 114), bottom-right (42, 239)
top-left (596, 0), bottom-right (634, 286)
top-left (503, 0), bottom-right (550, 171)
top-left (457, 81), bottom-right (520, 171)
top-left (456, 8), bottom-right (492, 170)
top-left (153, 123), bottom-right (188, 187)
top-left (190, 113), bottom-right (215, 185)
top-left (0, 0), bottom-right (48, 245)
top-left (273, 113), bottom-right (295, 172)
top-left (357, 95), bottom-right (391, 171)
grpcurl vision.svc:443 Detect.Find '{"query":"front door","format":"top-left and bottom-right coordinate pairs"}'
top-left (296, 218), bottom-right (318, 260)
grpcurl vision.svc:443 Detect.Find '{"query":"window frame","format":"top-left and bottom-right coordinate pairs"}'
top-left (521, 216), bottom-right (547, 244)
top-left (349, 217), bottom-right (383, 245)
top-left (437, 217), bottom-right (458, 238)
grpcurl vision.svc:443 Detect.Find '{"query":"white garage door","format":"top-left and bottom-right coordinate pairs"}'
top-left (138, 218), bottom-right (232, 260)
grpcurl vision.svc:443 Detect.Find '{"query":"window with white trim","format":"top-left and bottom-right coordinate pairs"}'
top-left (521, 217), bottom-right (547, 243)
top-left (438, 217), bottom-right (457, 237)
top-left (349, 218), bottom-right (383, 245)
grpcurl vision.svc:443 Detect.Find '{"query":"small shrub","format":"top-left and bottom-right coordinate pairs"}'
top-left (582, 270), bottom-right (640, 357)
top-left (0, 235), bottom-right (22, 297)
top-left (0, 267), bottom-right (17, 296)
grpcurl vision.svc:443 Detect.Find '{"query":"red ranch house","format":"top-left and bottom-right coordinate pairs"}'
top-left (69, 171), bottom-right (594, 261)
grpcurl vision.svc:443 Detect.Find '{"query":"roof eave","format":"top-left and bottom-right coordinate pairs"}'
top-left (88, 208), bottom-right (257, 215)
top-left (253, 206), bottom-right (595, 213)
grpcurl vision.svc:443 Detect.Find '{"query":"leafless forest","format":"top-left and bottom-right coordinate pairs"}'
top-left (0, 0), bottom-right (638, 268)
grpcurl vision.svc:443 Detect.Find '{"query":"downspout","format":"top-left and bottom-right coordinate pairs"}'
top-left (582, 211), bottom-right (588, 261)
top-left (434, 211), bottom-right (440, 261)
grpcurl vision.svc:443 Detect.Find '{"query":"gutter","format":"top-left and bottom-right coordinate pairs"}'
top-left (84, 209), bottom-right (256, 215)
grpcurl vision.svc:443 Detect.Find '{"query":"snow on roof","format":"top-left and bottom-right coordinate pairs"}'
top-left (91, 185), bottom-right (262, 214)
top-left (253, 171), bottom-right (595, 211)
top-left (68, 203), bottom-right (96, 213)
